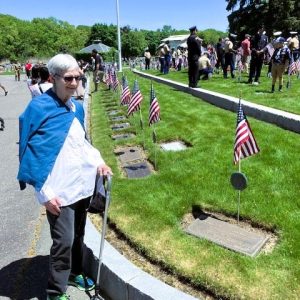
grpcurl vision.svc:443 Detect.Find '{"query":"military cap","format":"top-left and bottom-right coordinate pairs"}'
top-left (189, 26), bottom-right (197, 32)
top-left (290, 31), bottom-right (298, 35)
top-left (276, 37), bottom-right (285, 43)
top-left (273, 31), bottom-right (282, 37)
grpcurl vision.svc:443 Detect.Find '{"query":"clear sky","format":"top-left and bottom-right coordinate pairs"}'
top-left (1, 0), bottom-right (229, 32)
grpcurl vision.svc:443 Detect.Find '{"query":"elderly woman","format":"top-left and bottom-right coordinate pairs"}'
top-left (18, 54), bottom-right (112, 300)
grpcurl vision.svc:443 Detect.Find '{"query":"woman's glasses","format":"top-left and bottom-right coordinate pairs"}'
top-left (55, 74), bottom-right (81, 82)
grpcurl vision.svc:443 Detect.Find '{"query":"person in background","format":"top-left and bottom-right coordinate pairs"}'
top-left (17, 53), bottom-right (113, 300)
top-left (223, 36), bottom-right (236, 79)
top-left (25, 61), bottom-right (32, 79)
top-left (270, 37), bottom-right (290, 93)
top-left (0, 81), bottom-right (8, 96)
top-left (91, 49), bottom-right (104, 92)
top-left (187, 25), bottom-right (202, 88)
top-left (157, 45), bottom-right (165, 73)
top-left (198, 52), bottom-right (213, 80)
top-left (39, 66), bottom-right (53, 93)
top-left (144, 48), bottom-right (151, 70)
top-left (14, 63), bottom-right (21, 81)
top-left (241, 34), bottom-right (251, 73)
top-left (248, 26), bottom-right (268, 85)
top-left (163, 41), bottom-right (171, 74)
top-left (215, 37), bottom-right (225, 74)
top-left (288, 31), bottom-right (299, 61)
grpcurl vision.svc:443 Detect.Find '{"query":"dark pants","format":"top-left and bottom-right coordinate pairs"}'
top-left (46, 197), bottom-right (90, 296)
top-left (164, 54), bottom-right (171, 74)
top-left (199, 67), bottom-right (213, 79)
top-left (145, 58), bottom-right (150, 70)
top-left (188, 60), bottom-right (199, 87)
top-left (159, 57), bottom-right (165, 73)
top-left (223, 52), bottom-right (235, 78)
top-left (249, 53), bottom-right (264, 83)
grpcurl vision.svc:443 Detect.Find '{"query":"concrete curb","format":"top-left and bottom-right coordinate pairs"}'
top-left (82, 78), bottom-right (198, 300)
top-left (133, 69), bottom-right (300, 134)
top-left (83, 218), bottom-right (198, 300)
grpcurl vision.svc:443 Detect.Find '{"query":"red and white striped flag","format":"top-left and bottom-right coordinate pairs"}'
top-left (121, 76), bottom-right (131, 105)
top-left (234, 100), bottom-right (259, 164)
top-left (111, 70), bottom-right (119, 91)
top-left (127, 80), bottom-right (143, 116)
top-left (149, 84), bottom-right (160, 126)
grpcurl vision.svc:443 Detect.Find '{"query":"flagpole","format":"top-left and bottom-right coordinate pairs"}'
top-left (153, 123), bottom-right (157, 170)
top-left (237, 93), bottom-right (242, 224)
top-left (116, 0), bottom-right (122, 72)
top-left (139, 108), bottom-right (145, 149)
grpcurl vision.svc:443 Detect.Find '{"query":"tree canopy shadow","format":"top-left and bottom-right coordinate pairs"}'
top-left (0, 255), bottom-right (49, 300)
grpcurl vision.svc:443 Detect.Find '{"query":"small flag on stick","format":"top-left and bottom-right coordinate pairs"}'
top-left (111, 70), bottom-right (119, 91)
top-left (120, 76), bottom-right (131, 105)
top-left (149, 84), bottom-right (160, 126)
top-left (233, 100), bottom-right (259, 164)
top-left (127, 80), bottom-right (143, 116)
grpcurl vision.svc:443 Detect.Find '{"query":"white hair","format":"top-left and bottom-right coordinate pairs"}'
top-left (47, 54), bottom-right (79, 76)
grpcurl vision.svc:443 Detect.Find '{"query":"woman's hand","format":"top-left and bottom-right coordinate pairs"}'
top-left (45, 197), bottom-right (62, 216)
top-left (97, 164), bottom-right (113, 176)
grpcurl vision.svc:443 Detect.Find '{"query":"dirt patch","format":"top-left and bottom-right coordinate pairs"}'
top-left (89, 213), bottom-right (216, 300)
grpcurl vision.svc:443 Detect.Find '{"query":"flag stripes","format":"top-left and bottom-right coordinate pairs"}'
top-left (149, 84), bottom-right (160, 126)
top-left (120, 76), bottom-right (131, 105)
top-left (234, 101), bottom-right (259, 164)
top-left (127, 80), bottom-right (143, 116)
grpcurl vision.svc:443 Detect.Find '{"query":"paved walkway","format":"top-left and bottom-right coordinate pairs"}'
top-left (0, 75), bottom-right (103, 300)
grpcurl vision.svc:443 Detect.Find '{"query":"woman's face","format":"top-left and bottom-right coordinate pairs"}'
top-left (52, 68), bottom-right (80, 102)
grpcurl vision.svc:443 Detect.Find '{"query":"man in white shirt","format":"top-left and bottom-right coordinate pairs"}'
top-left (18, 54), bottom-right (112, 300)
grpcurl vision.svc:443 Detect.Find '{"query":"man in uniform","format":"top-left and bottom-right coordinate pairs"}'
top-left (248, 26), bottom-right (268, 85)
top-left (187, 26), bottom-right (202, 88)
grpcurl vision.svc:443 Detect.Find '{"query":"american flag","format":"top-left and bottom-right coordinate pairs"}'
top-left (234, 101), bottom-right (259, 164)
top-left (288, 57), bottom-right (297, 75)
top-left (149, 84), bottom-right (160, 126)
top-left (127, 80), bottom-right (143, 116)
top-left (105, 68), bottom-right (112, 87)
top-left (295, 57), bottom-right (300, 72)
top-left (120, 76), bottom-right (131, 105)
top-left (111, 70), bottom-right (119, 91)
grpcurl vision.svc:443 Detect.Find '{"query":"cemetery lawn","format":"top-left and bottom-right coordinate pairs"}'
top-left (90, 71), bottom-right (300, 300)
top-left (146, 67), bottom-right (300, 115)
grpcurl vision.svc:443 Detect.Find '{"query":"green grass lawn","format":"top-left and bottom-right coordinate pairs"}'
top-left (144, 66), bottom-right (300, 115)
top-left (90, 71), bottom-right (300, 300)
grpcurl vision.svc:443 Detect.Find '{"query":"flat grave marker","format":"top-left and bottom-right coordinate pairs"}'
top-left (185, 215), bottom-right (269, 257)
top-left (111, 123), bottom-right (130, 131)
top-left (112, 133), bottom-right (135, 140)
top-left (123, 162), bottom-right (152, 178)
top-left (160, 141), bottom-right (188, 151)
top-left (114, 146), bottom-right (144, 164)
top-left (107, 110), bottom-right (123, 116)
top-left (110, 116), bottom-right (127, 122)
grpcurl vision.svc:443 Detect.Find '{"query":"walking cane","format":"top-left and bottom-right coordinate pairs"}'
top-left (90, 174), bottom-right (112, 300)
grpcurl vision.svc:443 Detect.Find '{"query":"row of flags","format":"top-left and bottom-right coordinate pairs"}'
top-left (105, 70), bottom-right (259, 164)
top-left (119, 76), bottom-right (160, 126)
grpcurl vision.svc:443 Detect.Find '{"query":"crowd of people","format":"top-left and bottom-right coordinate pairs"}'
top-left (139, 25), bottom-right (299, 93)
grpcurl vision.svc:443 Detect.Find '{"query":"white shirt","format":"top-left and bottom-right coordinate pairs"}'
top-left (35, 100), bottom-right (104, 206)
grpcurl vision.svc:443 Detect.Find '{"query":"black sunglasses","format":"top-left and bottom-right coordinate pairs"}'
top-left (56, 74), bottom-right (81, 82)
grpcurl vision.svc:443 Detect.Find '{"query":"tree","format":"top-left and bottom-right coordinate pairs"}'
top-left (226, 0), bottom-right (300, 38)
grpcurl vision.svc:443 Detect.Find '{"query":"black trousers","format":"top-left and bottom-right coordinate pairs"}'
top-left (249, 54), bottom-right (264, 82)
top-left (188, 60), bottom-right (199, 87)
top-left (46, 197), bottom-right (90, 296)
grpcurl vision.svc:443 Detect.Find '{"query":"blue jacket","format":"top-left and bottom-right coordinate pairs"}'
top-left (17, 89), bottom-right (85, 191)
